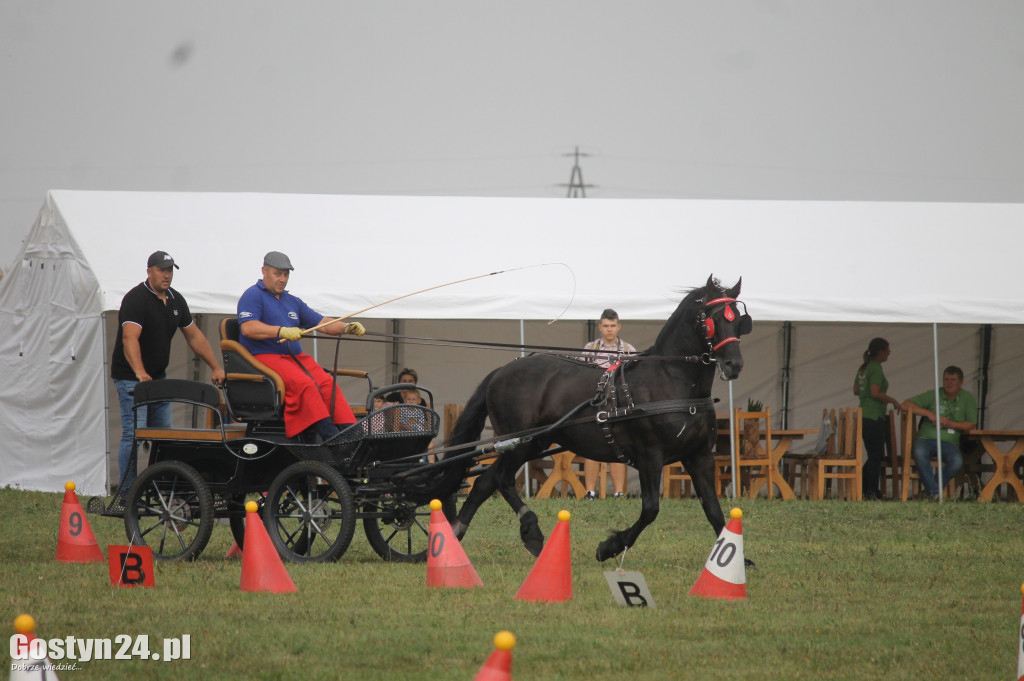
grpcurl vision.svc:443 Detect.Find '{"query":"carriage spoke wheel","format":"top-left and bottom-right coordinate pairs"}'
top-left (124, 461), bottom-right (214, 562)
top-left (362, 498), bottom-right (431, 563)
top-left (265, 461), bottom-right (355, 563)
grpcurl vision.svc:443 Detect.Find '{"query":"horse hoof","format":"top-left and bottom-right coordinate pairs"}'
top-left (519, 511), bottom-right (544, 556)
top-left (744, 557), bottom-right (758, 571)
top-left (450, 520), bottom-right (468, 540)
top-left (595, 541), bottom-right (620, 563)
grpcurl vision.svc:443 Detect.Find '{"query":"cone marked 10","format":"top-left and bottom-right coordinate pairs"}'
top-left (426, 499), bottom-right (483, 588)
top-left (689, 507), bottom-right (746, 600)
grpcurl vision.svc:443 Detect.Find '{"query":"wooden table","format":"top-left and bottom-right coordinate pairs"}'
top-left (764, 430), bottom-right (816, 500)
top-left (964, 430), bottom-right (1024, 502)
top-left (717, 427), bottom-right (816, 500)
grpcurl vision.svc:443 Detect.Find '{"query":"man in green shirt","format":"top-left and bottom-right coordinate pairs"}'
top-left (900, 365), bottom-right (977, 498)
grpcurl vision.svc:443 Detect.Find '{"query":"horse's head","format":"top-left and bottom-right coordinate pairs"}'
top-left (653, 275), bottom-right (752, 380)
top-left (696, 275), bottom-right (751, 380)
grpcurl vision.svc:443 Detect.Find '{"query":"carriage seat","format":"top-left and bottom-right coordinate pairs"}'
top-left (220, 317), bottom-right (287, 423)
top-left (219, 317), bottom-right (373, 425)
top-left (131, 379), bottom-right (245, 441)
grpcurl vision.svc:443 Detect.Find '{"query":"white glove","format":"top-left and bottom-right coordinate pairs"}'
top-left (278, 326), bottom-right (303, 341)
top-left (343, 322), bottom-right (366, 337)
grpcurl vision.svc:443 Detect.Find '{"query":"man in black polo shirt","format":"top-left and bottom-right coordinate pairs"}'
top-left (110, 251), bottom-right (225, 488)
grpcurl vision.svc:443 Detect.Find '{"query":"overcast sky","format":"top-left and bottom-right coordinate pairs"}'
top-left (2, 1), bottom-right (1022, 268)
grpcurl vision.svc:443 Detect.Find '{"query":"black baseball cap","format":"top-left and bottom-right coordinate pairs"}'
top-left (263, 251), bottom-right (294, 270)
top-left (147, 251), bottom-right (179, 269)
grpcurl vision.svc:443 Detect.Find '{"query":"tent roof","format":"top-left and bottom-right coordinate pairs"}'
top-left (41, 189), bottom-right (1024, 324)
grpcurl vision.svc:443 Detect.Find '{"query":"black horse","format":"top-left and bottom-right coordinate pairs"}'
top-left (443, 276), bottom-right (751, 562)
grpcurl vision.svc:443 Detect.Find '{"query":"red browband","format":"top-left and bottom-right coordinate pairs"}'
top-left (705, 297), bottom-right (736, 306)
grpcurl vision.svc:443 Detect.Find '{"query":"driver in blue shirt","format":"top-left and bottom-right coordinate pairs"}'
top-left (237, 251), bottom-right (365, 442)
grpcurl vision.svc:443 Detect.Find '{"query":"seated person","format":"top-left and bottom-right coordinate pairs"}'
top-left (398, 388), bottom-right (428, 431)
top-left (237, 251), bottom-right (366, 442)
top-left (386, 367), bottom-right (426, 405)
top-left (900, 365), bottom-right (977, 499)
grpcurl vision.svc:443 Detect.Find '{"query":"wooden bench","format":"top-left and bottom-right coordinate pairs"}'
top-left (135, 425), bottom-right (248, 442)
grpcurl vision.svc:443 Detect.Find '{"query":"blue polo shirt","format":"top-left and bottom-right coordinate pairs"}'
top-left (237, 280), bottom-right (324, 355)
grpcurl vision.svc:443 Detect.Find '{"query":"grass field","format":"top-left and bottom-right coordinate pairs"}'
top-left (2, 487), bottom-right (1022, 680)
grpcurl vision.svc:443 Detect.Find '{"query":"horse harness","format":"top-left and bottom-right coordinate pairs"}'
top-left (589, 360), bottom-right (717, 466)
top-left (586, 295), bottom-right (749, 465)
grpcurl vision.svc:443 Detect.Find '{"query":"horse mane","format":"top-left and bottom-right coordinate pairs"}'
top-left (647, 279), bottom-right (724, 356)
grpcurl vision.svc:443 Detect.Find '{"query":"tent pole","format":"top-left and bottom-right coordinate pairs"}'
top-left (781, 321), bottom-right (792, 429)
top-left (101, 312), bottom-right (111, 494)
top-left (390, 319), bottom-right (401, 382)
top-left (728, 380), bottom-right (736, 500)
top-left (933, 324), bottom-right (943, 503)
top-left (978, 324), bottom-right (992, 429)
top-left (519, 319), bottom-right (530, 499)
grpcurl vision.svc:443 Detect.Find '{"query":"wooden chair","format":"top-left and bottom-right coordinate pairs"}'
top-left (883, 411), bottom-right (901, 500)
top-left (662, 462), bottom-right (693, 499)
top-left (809, 407), bottom-right (862, 501)
top-left (720, 408), bottom-right (775, 498)
top-left (784, 409), bottom-right (835, 499)
top-left (898, 411), bottom-right (957, 500)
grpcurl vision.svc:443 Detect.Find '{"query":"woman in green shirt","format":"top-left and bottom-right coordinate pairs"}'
top-left (853, 338), bottom-right (903, 499)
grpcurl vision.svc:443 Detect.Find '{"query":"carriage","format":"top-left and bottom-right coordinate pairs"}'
top-left (92, 318), bottom-right (448, 564)
top-left (93, 275), bottom-right (753, 567)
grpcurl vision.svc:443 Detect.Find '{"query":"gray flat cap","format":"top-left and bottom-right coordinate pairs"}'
top-left (263, 251), bottom-right (294, 271)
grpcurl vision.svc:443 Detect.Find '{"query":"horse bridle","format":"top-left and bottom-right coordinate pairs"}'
top-left (698, 296), bottom-right (752, 362)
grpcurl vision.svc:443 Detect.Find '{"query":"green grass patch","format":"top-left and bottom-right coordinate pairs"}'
top-left (2, 488), bottom-right (1022, 680)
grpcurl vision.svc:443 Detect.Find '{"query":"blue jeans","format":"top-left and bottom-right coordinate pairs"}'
top-left (114, 378), bottom-right (171, 489)
top-left (911, 438), bottom-right (963, 497)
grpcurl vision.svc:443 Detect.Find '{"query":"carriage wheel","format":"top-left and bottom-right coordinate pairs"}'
top-left (124, 461), bottom-right (214, 562)
top-left (264, 462), bottom-right (356, 563)
top-left (362, 498), bottom-right (430, 563)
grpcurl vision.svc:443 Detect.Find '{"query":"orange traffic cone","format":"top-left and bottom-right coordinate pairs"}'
top-left (10, 614), bottom-right (58, 680)
top-left (1017, 583), bottom-right (1023, 681)
top-left (225, 541), bottom-right (242, 559)
top-left (56, 481), bottom-right (104, 563)
top-left (473, 630), bottom-right (515, 681)
top-left (689, 507), bottom-right (746, 600)
top-left (427, 499), bottom-right (483, 588)
top-left (514, 510), bottom-right (572, 602)
top-left (240, 501), bottom-right (297, 593)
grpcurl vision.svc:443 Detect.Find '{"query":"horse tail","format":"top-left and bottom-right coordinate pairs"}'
top-left (407, 368), bottom-right (498, 507)
top-left (448, 367), bottom-right (498, 447)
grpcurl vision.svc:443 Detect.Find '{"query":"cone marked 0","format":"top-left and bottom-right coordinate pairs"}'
top-left (689, 507), bottom-right (746, 600)
top-left (514, 509), bottom-right (572, 602)
top-left (56, 481), bottom-right (104, 563)
top-left (473, 630), bottom-right (515, 681)
top-left (426, 499), bottom-right (483, 588)
top-left (240, 501), bottom-right (297, 593)
top-left (11, 614), bottom-right (59, 681)
top-left (1017, 583), bottom-right (1023, 681)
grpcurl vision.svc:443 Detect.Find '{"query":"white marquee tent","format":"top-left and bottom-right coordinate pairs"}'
top-left (2, 190), bottom-right (1022, 495)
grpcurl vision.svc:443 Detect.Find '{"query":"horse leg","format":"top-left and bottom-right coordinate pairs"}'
top-left (687, 452), bottom-right (757, 569)
top-left (595, 460), bottom-right (662, 562)
top-left (495, 458), bottom-right (545, 557)
top-left (686, 452), bottom-right (726, 536)
top-left (450, 458), bottom-right (504, 541)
